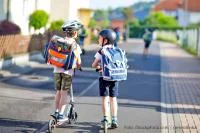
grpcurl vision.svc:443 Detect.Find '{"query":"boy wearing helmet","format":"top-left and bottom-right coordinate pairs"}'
top-left (92, 29), bottom-right (119, 128)
top-left (51, 20), bottom-right (82, 121)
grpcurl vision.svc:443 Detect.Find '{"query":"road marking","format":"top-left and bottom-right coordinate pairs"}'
top-left (35, 123), bottom-right (48, 133)
top-left (76, 79), bottom-right (98, 98)
top-left (0, 74), bottom-right (19, 82)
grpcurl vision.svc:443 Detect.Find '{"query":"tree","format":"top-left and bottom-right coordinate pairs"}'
top-left (129, 19), bottom-right (140, 27)
top-left (144, 12), bottom-right (179, 27)
top-left (29, 10), bottom-right (49, 31)
top-left (93, 9), bottom-right (108, 21)
top-left (49, 20), bottom-right (64, 31)
top-left (88, 19), bottom-right (97, 28)
top-left (122, 7), bottom-right (133, 24)
top-left (99, 19), bottom-right (110, 28)
top-left (92, 9), bottom-right (110, 28)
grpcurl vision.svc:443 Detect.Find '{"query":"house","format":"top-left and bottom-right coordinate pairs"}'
top-left (154, 0), bottom-right (181, 19)
top-left (132, 1), bottom-right (156, 21)
top-left (0, 0), bottom-right (90, 35)
top-left (0, 0), bottom-right (52, 35)
top-left (178, 0), bottom-right (200, 26)
top-left (134, 8), bottom-right (150, 21)
top-left (154, 0), bottom-right (200, 26)
top-left (109, 9), bottom-right (126, 32)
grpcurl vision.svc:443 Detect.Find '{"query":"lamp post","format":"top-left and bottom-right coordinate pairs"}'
top-left (6, 0), bottom-right (10, 21)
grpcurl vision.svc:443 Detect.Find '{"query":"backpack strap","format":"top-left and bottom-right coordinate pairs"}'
top-left (98, 48), bottom-right (103, 55)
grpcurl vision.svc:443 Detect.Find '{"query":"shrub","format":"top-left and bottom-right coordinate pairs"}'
top-left (29, 10), bottom-right (49, 30)
top-left (49, 20), bottom-right (64, 31)
top-left (0, 20), bottom-right (21, 35)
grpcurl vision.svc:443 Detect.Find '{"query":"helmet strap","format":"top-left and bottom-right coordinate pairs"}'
top-left (102, 38), bottom-right (109, 47)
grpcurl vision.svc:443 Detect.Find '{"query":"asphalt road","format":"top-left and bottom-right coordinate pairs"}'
top-left (0, 39), bottom-right (161, 133)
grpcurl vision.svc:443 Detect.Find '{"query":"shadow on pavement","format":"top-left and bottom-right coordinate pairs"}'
top-left (0, 118), bottom-right (46, 133)
top-left (58, 122), bottom-right (100, 133)
top-left (1, 64), bottom-right (32, 76)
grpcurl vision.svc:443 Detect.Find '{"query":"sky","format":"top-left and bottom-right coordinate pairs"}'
top-left (89, 0), bottom-right (155, 9)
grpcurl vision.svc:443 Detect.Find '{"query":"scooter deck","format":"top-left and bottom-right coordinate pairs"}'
top-left (49, 114), bottom-right (68, 126)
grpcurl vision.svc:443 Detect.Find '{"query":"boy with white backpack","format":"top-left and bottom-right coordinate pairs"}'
top-left (92, 29), bottom-right (128, 128)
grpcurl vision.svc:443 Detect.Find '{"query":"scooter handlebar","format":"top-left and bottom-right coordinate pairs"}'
top-left (96, 68), bottom-right (102, 72)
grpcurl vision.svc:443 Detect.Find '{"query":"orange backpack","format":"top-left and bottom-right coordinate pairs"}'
top-left (44, 41), bottom-right (77, 70)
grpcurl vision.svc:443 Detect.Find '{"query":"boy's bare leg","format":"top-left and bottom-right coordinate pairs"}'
top-left (110, 97), bottom-right (118, 117)
top-left (102, 96), bottom-right (109, 117)
top-left (55, 91), bottom-right (61, 112)
top-left (143, 48), bottom-right (149, 58)
top-left (110, 97), bottom-right (119, 128)
top-left (59, 90), bottom-right (68, 114)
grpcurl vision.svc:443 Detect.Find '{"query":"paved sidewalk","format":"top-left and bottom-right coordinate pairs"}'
top-left (159, 41), bottom-right (200, 133)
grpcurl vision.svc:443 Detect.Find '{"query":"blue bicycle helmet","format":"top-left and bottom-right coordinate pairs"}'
top-left (99, 29), bottom-right (116, 44)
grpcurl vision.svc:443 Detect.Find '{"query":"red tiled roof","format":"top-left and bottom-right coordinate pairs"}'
top-left (154, 0), bottom-right (182, 11)
top-left (154, 0), bottom-right (200, 12)
top-left (180, 0), bottom-right (200, 12)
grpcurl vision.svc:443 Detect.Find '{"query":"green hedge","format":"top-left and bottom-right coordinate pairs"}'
top-left (129, 26), bottom-right (182, 38)
top-left (129, 25), bottom-right (200, 38)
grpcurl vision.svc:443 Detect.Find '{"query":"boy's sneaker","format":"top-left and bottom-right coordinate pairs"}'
top-left (51, 112), bottom-right (59, 119)
top-left (101, 119), bottom-right (107, 128)
top-left (58, 114), bottom-right (68, 122)
top-left (111, 119), bottom-right (119, 129)
top-left (101, 119), bottom-right (111, 128)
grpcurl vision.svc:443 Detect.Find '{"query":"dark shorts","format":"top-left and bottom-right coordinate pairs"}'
top-left (144, 41), bottom-right (151, 48)
top-left (99, 77), bottom-right (119, 97)
top-left (54, 73), bottom-right (72, 91)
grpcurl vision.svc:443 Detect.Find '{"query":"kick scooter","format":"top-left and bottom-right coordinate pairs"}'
top-left (96, 68), bottom-right (112, 133)
top-left (48, 84), bottom-right (78, 133)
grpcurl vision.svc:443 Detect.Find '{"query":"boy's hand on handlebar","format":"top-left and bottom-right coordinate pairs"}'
top-left (76, 64), bottom-right (82, 71)
top-left (96, 66), bottom-right (102, 72)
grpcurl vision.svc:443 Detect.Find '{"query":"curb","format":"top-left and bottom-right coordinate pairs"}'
top-left (0, 52), bottom-right (44, 70)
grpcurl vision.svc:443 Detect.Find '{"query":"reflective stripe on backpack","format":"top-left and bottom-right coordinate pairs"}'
top-left (46, 41), bottom-right (76, 70)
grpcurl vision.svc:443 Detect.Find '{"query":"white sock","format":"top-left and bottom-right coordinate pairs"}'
top-left (59, 105), bottom-right (67, 115)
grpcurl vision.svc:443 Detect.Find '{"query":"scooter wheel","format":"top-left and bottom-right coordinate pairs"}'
top-left (103, 120), bottom-right (108, 133)
top-left (69, 111), bottom-right (78, 124)
top-left (48, 118), bottom-right (56, 133)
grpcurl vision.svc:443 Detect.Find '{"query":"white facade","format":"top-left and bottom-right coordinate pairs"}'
top-left (163, 10), bottom-right (177, 18)
top-left (50, 0), bottom-right (69, 21)
top-left (0, 0), bottom-right (7, 20)
top-left (0, 0), bottom-right (51, 35)
top-left (50, 0), bottom-right (90, 21)
top-left (178, 9), bottom-right (200, 26)
top-left (0, 0), bottom-right (90, 35)
top-left (68, 0), bottom-right (90, 20)
top-left (177, 9), bottom-right (189, 26)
